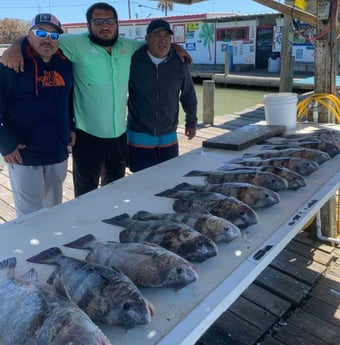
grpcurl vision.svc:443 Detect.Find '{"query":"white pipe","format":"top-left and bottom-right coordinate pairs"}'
top-left (315, 211), bottom-right (340, 245)
top-left (312, 101), bottom-right (318, 123)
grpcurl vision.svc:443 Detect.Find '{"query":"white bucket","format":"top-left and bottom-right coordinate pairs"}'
top-left (263, 92), bottom-right (298, 129)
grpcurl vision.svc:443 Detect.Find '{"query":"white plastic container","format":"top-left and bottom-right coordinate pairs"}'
top-left (267, 57), bottom-right (281, 72)
top-left (263, 92), bottom-right (298, 129)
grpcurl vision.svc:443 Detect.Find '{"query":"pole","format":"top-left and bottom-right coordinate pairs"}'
top-left (128, 0), bottom-right (131, 19)
top-left (203, 80), bottom-right (215, 125)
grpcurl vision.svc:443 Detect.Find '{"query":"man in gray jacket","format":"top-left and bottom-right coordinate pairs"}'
top-left (127, 19), bottom-right (197, 172)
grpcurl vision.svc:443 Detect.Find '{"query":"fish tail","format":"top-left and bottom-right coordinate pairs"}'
top-left (0, 257), bottom-right (17, 270)
top-left (228, 158), bottom-right (244, 164)
top-left (63, 234), bottom-right (96, 249)
top-left (242, 153), bottom-right (256, 158)
top-left (217, 163), bottom-right (242, 171)
top-left (132, 210), bottom-right (152, 220)
top-left (155, 186), bottom-right (179, 197)
top-left (184, 170), bottom-right (207, 177)
top-left (102, 213), bottom-right (130, 226)
top-left (155, 183), bottom-right (191, 197)
top-left (20, 268), bottom-right (39, 283)
top-left (26, 247), bottom-right (63, 264)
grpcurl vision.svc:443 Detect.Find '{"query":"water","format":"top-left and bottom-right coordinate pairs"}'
top-left (179, 83), bottom-right (270, 124)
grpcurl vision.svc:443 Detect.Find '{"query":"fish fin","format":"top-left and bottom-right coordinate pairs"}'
top-left (26, 247), bottom-right (63, 264)
top-left (52, 274), bottom-right (72, 299)
top-left (119, 229), bottom-right (130, 242)
top-left (184, 170), bottom-right (206, 177)
top-left (20, 268), bottom-right (39, 283)
top-left (0, 256), bottom-right (16, 270)
top-left (63, 234), bottom-right (96, 249)
top-left (132, 210), bottom-right (152, 220)
top-left (102, 213), bottom-right (130, 226)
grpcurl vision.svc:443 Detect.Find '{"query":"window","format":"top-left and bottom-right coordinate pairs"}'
top-left (217, 27), bottom-right (249, 42)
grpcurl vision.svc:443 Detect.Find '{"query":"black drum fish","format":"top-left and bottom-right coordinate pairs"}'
top-left (104, 213), bottom-right (218, 262)
top-left (132, 210), bottom-right (241, 242)
top-left (27, 247), bottom-right (155, 328)
top-left (0, 257), bottom-right (112, 345)
top-left (64, 234), bottom-right (199, 289)
top-left (185, 170), bottom-right (288, 192)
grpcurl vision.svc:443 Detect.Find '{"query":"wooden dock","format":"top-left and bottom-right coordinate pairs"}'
top-left (0, 104), bottom-right (339, 345)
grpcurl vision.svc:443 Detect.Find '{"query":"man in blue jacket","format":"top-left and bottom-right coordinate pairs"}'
top-left (127, 19), bottom-right (197, 172)
top-left (0, 13), bottom-right (74, 217)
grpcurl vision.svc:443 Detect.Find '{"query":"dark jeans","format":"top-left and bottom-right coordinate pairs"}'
top-left (128, 142), bottom-right (179, 173)
top-left (72, 129), bottom-right (127, 197)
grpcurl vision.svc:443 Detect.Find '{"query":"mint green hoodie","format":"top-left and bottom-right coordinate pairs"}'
top-left (60, 33), bottom-right (142, 138)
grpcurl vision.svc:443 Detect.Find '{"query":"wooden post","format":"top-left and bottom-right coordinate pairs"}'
top-left (279, 14), bottom-right (294, 92)
top-left (224, 52), bottom-right (230, 76)
top-left (313, 0), bottom-right (338, 239)
top-left (203, 80), bottom-right (215, 125)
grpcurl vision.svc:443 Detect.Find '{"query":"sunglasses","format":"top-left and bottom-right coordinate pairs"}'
top-left (31, 29), bottom-right (60, 41)
top-left (90, 18), bottom-right (117, 26)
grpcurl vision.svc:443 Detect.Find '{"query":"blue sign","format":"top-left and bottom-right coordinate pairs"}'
top-left (185, 43), bottom-right (196, 51)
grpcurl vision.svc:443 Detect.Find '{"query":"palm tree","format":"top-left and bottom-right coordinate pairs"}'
top-left (199, 23), bottom-right (215, 61)
top-left (157, 1), bottom-right (174, 16)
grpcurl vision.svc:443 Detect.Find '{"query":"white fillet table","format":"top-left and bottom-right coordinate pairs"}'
top-left (0, 123), bottom-right (339, 345)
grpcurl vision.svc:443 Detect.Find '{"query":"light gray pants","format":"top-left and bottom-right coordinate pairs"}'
top-left (8, 159), bottom-right (68, 218)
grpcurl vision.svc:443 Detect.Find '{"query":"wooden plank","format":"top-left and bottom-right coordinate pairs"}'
top-left (255, 266), bottom-right (312, 306)
top-left (287, 309), bottom-right (340, 344)
top-left (196, 326), bottom-right (234, 345)
top-left (229, 296), bottom-right (277, 330)
top-left (260, 335), bottom-right (286, 345)
top-left (272, 321), bottom-right (331, 345)
top-left (202, 125), bottom-right (286, 150)
top-left (241, 284), bottom-right (291, 318)
top-left (310, 279), bottom-right (340, 306)
top-left (302, 297), bottom-right (340, 328)
top-left (213, 310), bottom-right (264, 345)
top-left (286, 240), bottom-right (333, 266)
top-left (252, 0), bottom-right (317, 26)
top-left (270, 249), bottom-right (326, 286)
top-left (0, 199), bottom-right (16, 222)
top-left (293, 231), bottom-right (335, 254)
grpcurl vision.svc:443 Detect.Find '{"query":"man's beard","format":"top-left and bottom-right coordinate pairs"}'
top-left (88, 28), bottom-right (118, 47)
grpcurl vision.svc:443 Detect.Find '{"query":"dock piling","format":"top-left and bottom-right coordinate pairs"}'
top-left (203, 80), bottom-right (215, 125)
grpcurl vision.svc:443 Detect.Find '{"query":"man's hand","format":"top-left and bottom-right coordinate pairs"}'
top-left (185, 127), bottom-right (196, 140)
top-left (172, 43), bottom-right (193, 65)
top-left (0, 37), bottom-right (25, 73)
top-left (3, 144), bottom-right (25, 164)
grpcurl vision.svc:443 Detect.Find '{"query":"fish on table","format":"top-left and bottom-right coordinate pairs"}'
top-left (0, 257), bottom-right (112, 345)
top-left (155, 190), bottom-right (258, 229)
top-left (103, 213), bottom-right (218, 262)
top-left (156, 181), bottom-right (280, 209)
top-left (242, 147), bottom-right (330, 164)
top-left (27, 247), bottom-right (155, 328)
top-left (64, 234), bottom-right (199, 289)
top-left (227, 157), bottom-right (319, 176)
top-left (132, 210), bottom-right (241, 243)
top-left (185, 170), bottom-right (288, 192)
top-left (260, 141), bottom-right (340, 158)
top-left (217, 165), bottom-right (306, 191)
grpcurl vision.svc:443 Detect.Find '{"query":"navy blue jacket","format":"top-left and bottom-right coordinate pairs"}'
top-left (127, 45), bottom-right (197, 136)
top-left (0, 39), bottom-right (73, 165)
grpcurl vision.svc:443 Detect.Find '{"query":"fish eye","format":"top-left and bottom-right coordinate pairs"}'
top-left (123, 302), bottom-right (132, 311)
top-left (240, 211), bottom-right (246, 216)
top-left (176, 267), bottom-right (184, 274)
